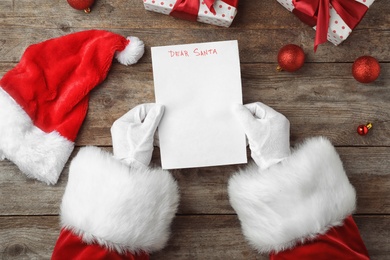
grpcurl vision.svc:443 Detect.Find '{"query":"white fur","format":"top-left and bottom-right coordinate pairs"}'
top-left (228, 137), bottom-right (356, 254)
top-left (115, 36), bottom-right (145, 65)
top-left (60, 146), bottom-right (180, 254)
top-left (0, 87), bottom-right (74, 185)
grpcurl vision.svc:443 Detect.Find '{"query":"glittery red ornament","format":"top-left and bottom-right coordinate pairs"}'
top-left (357, 123), bottom-right (372, 136)
top-left (67, 0), bottom-right (95, 13)
top-left (277, 44), bottom-right (305, 72)
top-left (352, 56), bottom-right (380, 83)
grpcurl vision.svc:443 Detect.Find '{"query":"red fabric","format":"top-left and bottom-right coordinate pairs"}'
top-left (0, 30), bottom-right (129, 141)
top-left (52, 228), bottom-right (149, 260)
top-left (292, 0), bottom-right (369, 51)
top-left (170, 0), bottom-right (201, 21)
top-left (170, 0), bottom-right (238, 21)
top-left (270, 216), bottom-right (369, 260)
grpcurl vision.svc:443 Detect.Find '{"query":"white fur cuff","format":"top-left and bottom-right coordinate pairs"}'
top-left (60, 146), bottom-right (180, 255)
top-left (228, 137), bottom-right (356, 254)
top-left (0, 87), bottom-right (74, 185)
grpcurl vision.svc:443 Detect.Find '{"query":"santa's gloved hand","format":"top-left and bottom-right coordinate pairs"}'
top-left (111, 103), bottom-right (164, 167)
top-left (234, 102), bottom-right (290, 170)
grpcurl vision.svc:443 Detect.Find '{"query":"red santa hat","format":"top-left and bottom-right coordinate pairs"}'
top-left (0, 30), bottom-right (145, 185)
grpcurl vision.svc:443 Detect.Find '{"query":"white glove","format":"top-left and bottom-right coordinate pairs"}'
top-left (234, 102), bottom-right (291, 170)
top-left (111, 103), bottom-right (164, 167)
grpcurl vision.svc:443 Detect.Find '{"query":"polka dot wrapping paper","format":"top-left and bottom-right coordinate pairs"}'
top-left (277, 0), bottom-right (375, 46)
top-left (143, 0), bottom-right (238, 27)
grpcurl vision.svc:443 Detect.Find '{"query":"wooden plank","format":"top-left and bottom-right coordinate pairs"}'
top-left (354, 215), bottom-right (390, 260)
top-left (1, 28), bottom-right (390, 63)
top-left (1, 147), bottom-right (389, 215)
top-left (0, 216), bottom-right (59, 260)
top-left (0, 158), bottom-right (67, 215)
top-left (1, 0), bottom-right (387, 30)
top-left (0, 0), bottom-right (13, 11)
top-left (151, 215), bottom-right (266, 260)
top-left (0, 215), bottom-right (389, 259)
top-left (1, 63), bottom-right (388, 146)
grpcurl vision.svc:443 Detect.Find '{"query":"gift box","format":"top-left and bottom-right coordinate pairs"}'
top-left (277, 0), bottom-right (375, 50)
top-left (143, 0), bottom-right (238, 27)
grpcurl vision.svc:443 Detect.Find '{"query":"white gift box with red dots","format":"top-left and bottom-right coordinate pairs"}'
top-left (143, 0), bottom-right (238, 27)
top-left (277, 0), bottom-right (375, 46)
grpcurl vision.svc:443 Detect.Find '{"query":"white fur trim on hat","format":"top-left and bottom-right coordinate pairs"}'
top-left (0, 87), bottom-right (74, 185)
top-left (115, 36), bottom-right (145, 65)
top-left (228, 136), bottom-right (356, 254)
top-left (60, 146), bottom-right (180, 255)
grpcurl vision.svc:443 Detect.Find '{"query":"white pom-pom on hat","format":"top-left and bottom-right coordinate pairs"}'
top-left (116, 36), bottom-right (145, 65)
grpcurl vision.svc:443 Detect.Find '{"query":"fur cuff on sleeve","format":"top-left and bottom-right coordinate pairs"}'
top-left (228, 137), bottom-right (356, 254)
top-left (60, 146), bottom-right (180, 255)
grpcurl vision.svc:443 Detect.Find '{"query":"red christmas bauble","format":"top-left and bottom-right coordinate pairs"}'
top-left (352, 56), bottom-right (380, 83)
top-left (67, 0), bottom-right (95, 13)
top-left (357, 123), bottom-right (372, 136)
top-left (277, 44), bottom-right (305, 72)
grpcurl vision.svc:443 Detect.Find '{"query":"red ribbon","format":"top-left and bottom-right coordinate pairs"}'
top-left (170, 0), bottom-right (238, 22)
top-left (292, 0), bottom-right (369, 51)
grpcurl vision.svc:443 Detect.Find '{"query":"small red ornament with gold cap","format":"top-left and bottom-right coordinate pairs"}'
top-left (67, 0), bottom-right (95, 13)
top-left (357, 123), bottom-right (372, 136)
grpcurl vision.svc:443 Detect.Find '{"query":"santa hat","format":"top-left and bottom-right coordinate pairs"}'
top-left (228, 137), bottom-right (370, 259)
top-left (0, 30), bottom-right (145, 185)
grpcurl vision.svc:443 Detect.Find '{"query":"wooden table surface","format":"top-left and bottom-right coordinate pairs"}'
top-left (1, 0), bottom-right (389, 259)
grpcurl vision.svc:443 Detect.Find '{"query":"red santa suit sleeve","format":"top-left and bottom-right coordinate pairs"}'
top-left (52, 146), bottom-right (180, 259)
top-left (228, 137), bottom-right (370, 259)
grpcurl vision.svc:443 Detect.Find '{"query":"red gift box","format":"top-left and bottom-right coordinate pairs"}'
top-left (277, 0), bottom-right (375, 51)
top-left (143, 0), bottom-right (238, 27)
